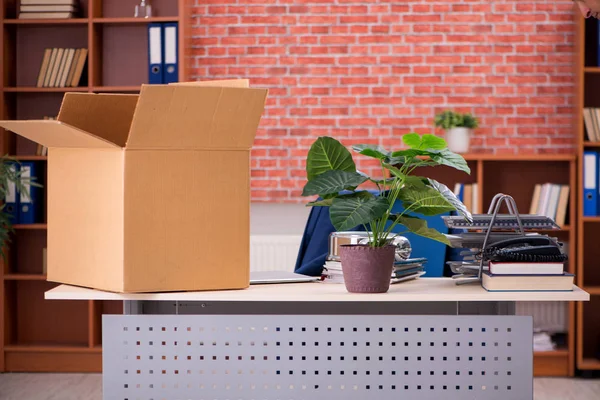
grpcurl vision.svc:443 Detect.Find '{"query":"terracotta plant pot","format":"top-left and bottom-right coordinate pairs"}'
top-left (339, 245), bottom-right (396, 293)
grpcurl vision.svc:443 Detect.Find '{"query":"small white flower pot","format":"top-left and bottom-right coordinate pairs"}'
top-left (445, 128), bottom-right (472, 153)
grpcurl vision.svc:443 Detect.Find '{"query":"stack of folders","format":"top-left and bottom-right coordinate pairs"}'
top-left (453, 183), bottom-right (480, 213)
top-left (321, 258), bottom-right (426, 284)
top-left (583, 150), bottom-right (600, 216)
top-left (529, 183), bottom-right (570, 227)
top-left (147, 23), bottom-right (180, 84)
top-left (482, 262), bottom-right (574, 292)
top-left (36, 48), bottom-right (88, 88)
top-left (18, 0), bottom-right (78, 19)
top-left (3, 162), bottom-right (44, 224)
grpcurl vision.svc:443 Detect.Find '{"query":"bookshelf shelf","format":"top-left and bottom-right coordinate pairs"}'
top-left (582, 216), bottom-right (600, 222)
top-left (2, 19), bottom-right (89, 25)
top-left (3, 87), bottom-right (89, 93)
top-left (584, 66), bottom-right (600, 73)
top-left (9, 156), bottom-right (47, 161)
top-left (579, 358), bottom-right (600, 370)
top-left (92, 17), bottom-right (178, 24)
top-left (582, 286), bottom-right (600, 295)
top-left (461, 154), bottom-right (576, 162)
top-left (4, 274), bottom-right (47, 281)
top-left (13, 224), bottom-right (47, 230)
top-left (0, 0), bottom-right (189, 373)
top-left (91, 85), bottom-right (141, 92)
top-left (534, 350), bottom-right (569, 358)
top-left (3, 344), bottom-right (99, 353)
top-left (583, 141), bottom-right (600, 147)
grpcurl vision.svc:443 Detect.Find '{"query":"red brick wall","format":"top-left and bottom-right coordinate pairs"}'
top-left (189, 0), bottom-right (577, 202)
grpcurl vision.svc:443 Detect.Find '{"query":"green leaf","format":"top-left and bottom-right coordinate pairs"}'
top-left (402, 133), bottom-right (422, 149)
top-left (391, 215), bottom-right (450, 246)
top-left (421, 134), bottom-right (447, 150)
top-left (404, 175), bottom-right (429, 188)
top-left (370, 177), bottom-right (396, 185)
top-left (390, 148), bottom-right (429, 158)
top-left (427, 179), bottom-right (473, 223)
top-left (306, 137), bottom-right (356, 180)
top-left (398, 185), bottom-right (456, 216)
top-left (307, 198), bottom-right (333, 207)
top-left (384, 164), bottom-right (406, 179)
top-left (302, 170), bottom-right (368, 197)
top-left (330, 192), bottom-right (389, 231)
top-left (429, 149), bottom-right (471, 174)
top-left (352, 144), bottom-right (390, 160)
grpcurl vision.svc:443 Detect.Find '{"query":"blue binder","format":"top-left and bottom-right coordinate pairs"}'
top-left (584, 151), bottom-right (598, 216)
top-left (18, 162), bottom-right (43, 224)
top-left (4, 162), bottom-right (19, 223)
top-left (162, 22), bottom-right (178, 84)
top-left (147, 23), bottom-right (163, 84)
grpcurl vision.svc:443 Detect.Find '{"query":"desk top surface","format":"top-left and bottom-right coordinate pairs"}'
top-left (45, 278), bottom-right (590, 302)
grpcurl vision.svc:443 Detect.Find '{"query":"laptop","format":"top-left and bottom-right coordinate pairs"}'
top-left (249, 270), bottom-right (319, 285)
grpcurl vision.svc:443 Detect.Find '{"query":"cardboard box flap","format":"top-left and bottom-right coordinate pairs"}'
top-left (126, 85), bottom-right (268, 150)
top-left (169, 79), bottom-right (250, 88)
top-left (58, 93), bottom-right (139, 147)
top-left (0, 120), bottom-right (120, 149)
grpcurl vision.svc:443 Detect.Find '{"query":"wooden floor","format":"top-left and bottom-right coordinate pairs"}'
top-left (0, 374), bottom-right (598, 399)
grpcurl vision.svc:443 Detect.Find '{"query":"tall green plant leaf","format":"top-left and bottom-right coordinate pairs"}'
top-left (391, 215), bottom-right (450, 245)
top-left (352, 144), bottom-right (390, 160)
top-left (306, 137), bottom-right (356, 180)
top-left (330, 192), bottom-right (389, 231)
top-left (428, 178), bottom-right (473, 223)
top-left (421, 134), bottom-right (447, 150)
top-left (429, 149), bottom-right (471, 174)
top-left (402, 133), bottom-right (446, 150)
top-left (398, 185), bottom-right (455, 216)
top-left (302, 170), bottom-right (368, 197)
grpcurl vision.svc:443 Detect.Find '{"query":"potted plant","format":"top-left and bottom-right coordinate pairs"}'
top-left (434, 110), bottom-right (478, 153)
top-left (0, 156), bottom-right (36, 256)
top-left (302, 133), bottom-right (472, 293)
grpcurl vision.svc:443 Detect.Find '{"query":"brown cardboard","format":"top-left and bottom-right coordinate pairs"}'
top-left (0, 82), bottom-right (268, 293)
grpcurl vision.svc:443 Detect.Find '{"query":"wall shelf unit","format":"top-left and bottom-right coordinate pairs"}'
top-left (428, 153), bottom-right (577, 377)
top-left (0, 0), bottom-right (188, 372)
top-left (576, 13), bottom-right (600, 374)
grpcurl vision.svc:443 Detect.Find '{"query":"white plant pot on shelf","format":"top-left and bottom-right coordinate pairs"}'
top-left (445, 127), bottom-right (472, 153)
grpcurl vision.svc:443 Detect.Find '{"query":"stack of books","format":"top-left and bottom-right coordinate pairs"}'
top-left (453, 183), bottom-right (480, 213)
top-left (482, 261), bottom-right (574, 292)
top-left (36, 48), bottom-right (88, 88)
top-left (529, 183), bottom-right (570, 227)
top-left (393, 257), bottom-right (427, 281)
top-left (584, 107), bottom-right (600, 142)
top-left (18, 0), bottom-right (79, 19)
top-left (321, 258), bottom-right (426, 284)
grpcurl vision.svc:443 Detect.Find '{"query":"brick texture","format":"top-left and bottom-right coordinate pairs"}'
top-left (189, 0), bottom-right (577, 202)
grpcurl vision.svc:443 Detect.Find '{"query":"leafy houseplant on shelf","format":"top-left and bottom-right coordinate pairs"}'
top-left (434, 110), bottom-right (479, 154)
top-left (302, 133), bottom-right (472, 293)
top-left (0, 156), bottom-right (37, 257)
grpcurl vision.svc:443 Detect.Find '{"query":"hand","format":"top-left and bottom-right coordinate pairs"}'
top-left (575, 0), bottom-right (600, 18)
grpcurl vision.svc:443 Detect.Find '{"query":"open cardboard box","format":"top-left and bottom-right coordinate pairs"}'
top-left (0, 80), bottom-right (268, 293)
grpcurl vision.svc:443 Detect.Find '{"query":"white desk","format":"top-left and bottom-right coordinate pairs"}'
top-left (46, 279), bottom-right (589, 400)
top-left (46, 278), bottom-right (589, 302)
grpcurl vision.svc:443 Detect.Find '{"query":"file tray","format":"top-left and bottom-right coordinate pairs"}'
top-left (443, 214), bottom-right (560, 230)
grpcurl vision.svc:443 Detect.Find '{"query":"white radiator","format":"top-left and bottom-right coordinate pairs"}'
top-left (516, 301), bottom-right (568, 333)
top-left (250, 235), bottom-right (303, 272)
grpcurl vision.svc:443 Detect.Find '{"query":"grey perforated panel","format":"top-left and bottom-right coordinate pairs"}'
top-left (103, 315), bottom-right (532, 400)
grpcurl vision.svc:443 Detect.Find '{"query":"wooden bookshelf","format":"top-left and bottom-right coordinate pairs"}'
top-left (576, 14), bottom-right (600, 374)
top-left (0, 0), bottom-right (189, 372)
top-left (416, 153), bottom-right (577, 377)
